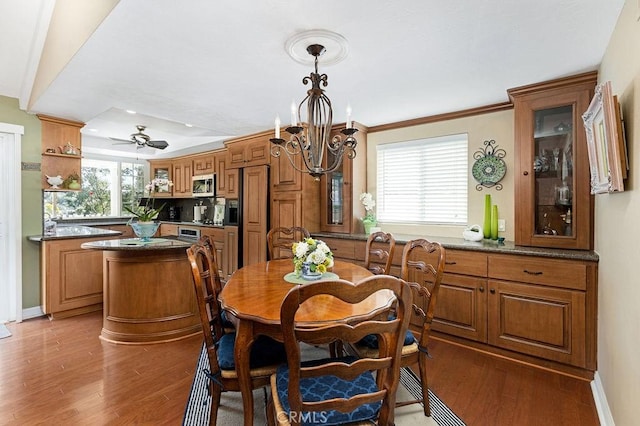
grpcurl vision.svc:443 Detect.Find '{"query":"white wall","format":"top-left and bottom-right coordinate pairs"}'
top-left (595, 0), bottom-right (640, 424)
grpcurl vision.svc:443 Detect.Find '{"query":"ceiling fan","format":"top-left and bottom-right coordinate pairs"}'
top-left (109, 125), bottom-right (169, 150)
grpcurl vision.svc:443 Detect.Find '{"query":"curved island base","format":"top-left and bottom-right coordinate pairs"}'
top-left (82, 238), bottom-right (201, 344)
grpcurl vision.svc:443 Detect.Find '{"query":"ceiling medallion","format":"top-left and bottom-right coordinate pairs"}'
top-left (285, 29), bottom-right (349, 67)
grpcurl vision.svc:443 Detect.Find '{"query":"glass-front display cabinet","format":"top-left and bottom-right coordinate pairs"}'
top-left (319, 123), bottom-right (367, 234)
top-left (509, 72), bottom-right (596, 250)
top-left (148, 160), bottom-right (173, 197)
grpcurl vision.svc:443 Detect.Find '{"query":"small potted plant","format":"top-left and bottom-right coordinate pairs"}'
top-left (64, 172), bottom-right (81, 190)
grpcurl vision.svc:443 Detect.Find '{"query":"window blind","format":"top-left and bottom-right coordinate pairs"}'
top-left (376, 133), bottom-right (468, 224)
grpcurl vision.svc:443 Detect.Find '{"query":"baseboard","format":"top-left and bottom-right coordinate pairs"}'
top-left (591, 372), bottom-right (616, 426)
top-left (22, 306), bottom-right (45, 320)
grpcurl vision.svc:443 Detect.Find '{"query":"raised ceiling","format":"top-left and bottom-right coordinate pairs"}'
top-left (0, 0), bottom-right (625, 159)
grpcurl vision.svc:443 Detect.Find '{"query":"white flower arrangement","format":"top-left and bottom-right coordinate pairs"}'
top-left (359, 192), bottom-right (376, 219)
top-left (292, 237), bottom-right (334, 276)
top-left (125, 178), bottom-right (174, 222)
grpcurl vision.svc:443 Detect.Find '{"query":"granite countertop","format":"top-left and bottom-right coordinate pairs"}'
top-left (81, 237), bottom-right (193, 251)
top-left (28, 225), bottom-right (122, 242)
top-left (311, 232), bottom-right (599, 262)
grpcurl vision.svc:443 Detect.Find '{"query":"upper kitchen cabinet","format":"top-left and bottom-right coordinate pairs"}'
top-left (270, 144), bottom-right (321, 233)
top-left (508, 72), bottom-right (596, 250)
top-left (172, 157), bottom-right (193, 197)
top-left (319, 122), bottom-right (367, 234)
top-left (192, 152), bottom-right (215, 175)
top-left (226, 131), bottom-right (271, 169)
top-left (38, 115), bottom-right (84, 191)
top-left (148, 160), bottom-right (173, 197)
top-left (213, 150), bottom-right (228, 196)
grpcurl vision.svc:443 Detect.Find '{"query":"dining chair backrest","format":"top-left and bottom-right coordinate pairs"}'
top-left (400, 238), bottom-right (446, 349)
top-left (267, 226), bottom-right (311, 260)
top-left (186, 238), bottom-right (226, 376)
top-left (278, 275), bottom-right (412, 425)
top-left (364, 231), bottom-right (396, 275)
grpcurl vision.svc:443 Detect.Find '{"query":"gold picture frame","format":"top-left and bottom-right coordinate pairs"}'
top-left (582, 81), bottom-right (628, 194)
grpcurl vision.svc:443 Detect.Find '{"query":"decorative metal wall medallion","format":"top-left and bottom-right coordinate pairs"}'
top-left (472, 139), bottom-right (506, 190)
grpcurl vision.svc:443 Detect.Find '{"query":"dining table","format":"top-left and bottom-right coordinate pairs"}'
top-left (219, 258), bottom-right (395, 426)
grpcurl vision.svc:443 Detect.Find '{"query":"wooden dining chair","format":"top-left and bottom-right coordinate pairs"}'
top-left (187, 239), bottom-right (287, 425)
top-left (267, 226), bottom-right (311, 260)
top-left (268, 275), bottom-right (412, 426)
top-left (363, 231), bottom-right (396, 275)
top-left (349, 238), bottom-right (445, 417)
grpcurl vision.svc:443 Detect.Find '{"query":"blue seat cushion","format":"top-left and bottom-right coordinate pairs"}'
top-left (275, 356), bottom-right (382, 425)
top-left (359, 330), bottom-right (416, 349)
top-left (217, 333), bottom-right (287, 370)
top-left (220, 310), bottom-right (234, 328)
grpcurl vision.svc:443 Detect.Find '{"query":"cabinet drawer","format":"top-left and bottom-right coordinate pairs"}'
top-left (322, 238), bottom-right (355, 260)
top-left (444, 250), bottom-right (488, 277)
top-left (488, 254), bottom-right (586, 290)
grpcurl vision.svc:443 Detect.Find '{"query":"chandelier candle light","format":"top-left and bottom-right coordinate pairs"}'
top-left (270, 44), bottom-right (358, 180)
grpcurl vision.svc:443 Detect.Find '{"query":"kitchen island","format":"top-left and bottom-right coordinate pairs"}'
top-left (81, 238), bottom-right (201, 344)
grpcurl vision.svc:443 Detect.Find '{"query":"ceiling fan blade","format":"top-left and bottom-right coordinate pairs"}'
top-left (109, 137), bottom-right (134, 143)
top-left (146, 140), bottom-right (168, 149)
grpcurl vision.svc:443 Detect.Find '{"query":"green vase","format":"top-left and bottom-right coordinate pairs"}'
top-left (483, 194), bottom-right (492, 239)
top-left (362, 216), bottom-right (377, 234)
top-left (490, 205), bottom-right (499, 240)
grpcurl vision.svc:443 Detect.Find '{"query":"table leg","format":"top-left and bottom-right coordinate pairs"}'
top-left (234, 320), bottom-right (255, 426)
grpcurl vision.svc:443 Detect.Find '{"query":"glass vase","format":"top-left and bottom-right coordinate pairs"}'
top-left (130, 221), bottom-right (160, 242)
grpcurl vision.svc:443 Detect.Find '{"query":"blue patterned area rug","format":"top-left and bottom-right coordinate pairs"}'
top-left (183, 343), bottom-right (466, 425)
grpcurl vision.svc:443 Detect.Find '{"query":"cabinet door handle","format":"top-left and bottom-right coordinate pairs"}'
top-left (489, 288), bottom-right (496, 294)
top-left (479, 286), bottom-right (485, 293)
top-left (445, 261), bottom-right (457, 265)
top-left (523, 171), bottom-right (529, 176)
top-left (523, 269), bottom-right (543, 276)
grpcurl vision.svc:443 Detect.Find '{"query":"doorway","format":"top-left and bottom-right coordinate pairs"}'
top-left (0, 123), bottom-right (24, 323)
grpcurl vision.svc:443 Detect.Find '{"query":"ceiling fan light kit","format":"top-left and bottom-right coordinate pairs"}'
top-left (109, 125), bottom-right (168, 150)
top-left (270, 31), bottom-right (357, 180)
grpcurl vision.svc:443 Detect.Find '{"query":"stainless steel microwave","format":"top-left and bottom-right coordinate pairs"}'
top-left (192, 174), bottom-right (215, 197)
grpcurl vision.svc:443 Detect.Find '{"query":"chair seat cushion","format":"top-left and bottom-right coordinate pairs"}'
top-left (274, 357), bottom-right (381, 425)
top-left (217, 333), bottom-right (287, 370)
top-left (359, 330), bottom-right (415, 349)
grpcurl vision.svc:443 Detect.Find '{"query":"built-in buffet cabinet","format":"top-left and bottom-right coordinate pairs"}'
top-left (314, 233), bottom-right (597, 378)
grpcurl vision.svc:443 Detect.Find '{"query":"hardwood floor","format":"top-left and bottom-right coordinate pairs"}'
top-left (0, 311), bottom-right (599, 425)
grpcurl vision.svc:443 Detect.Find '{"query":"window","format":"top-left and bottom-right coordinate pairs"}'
top-left (376, 133), bottom-right (468, 224)
top-left (44, 158), bottom-right (146, 219)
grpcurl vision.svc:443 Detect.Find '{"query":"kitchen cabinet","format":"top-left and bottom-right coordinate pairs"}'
top-left (38, 115), bottom-right (84, 191)
top-left (270, 143), bottom-right (321, 234)
top-left (213, 150), bottom-right (228, 196)
top-left (224, 226), bottom-right (239, 280)
top-left (172, 158), bottom-right (193, 197)
top-left (434, 250), bottom-right (596, 371)
top-left (148, 160), bottom-right (173, 197)
top-left (226, 132), bottom-right (271, 168)
top-left (319, 122), bottom-right (367, 234)
top-left (242, 165), bottom-right (269, 265)
top-left (40, 234), bottom-right (120, 318)
top-left (432, 250), bottom-right (488, 342)
top-left (508, 72), bottom-right (596, 250)
top-left (159, 223), bottom-right (179, 236)
top-left (192, 152), bottom-right (215, 175)
top-left (200, 227), bottom-right (225, 277)
top-left (224, 168), bottom-right (240, 199)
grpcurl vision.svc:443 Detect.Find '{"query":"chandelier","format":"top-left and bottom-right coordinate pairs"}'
top-left (270, 44), bottom-right (358, 180)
